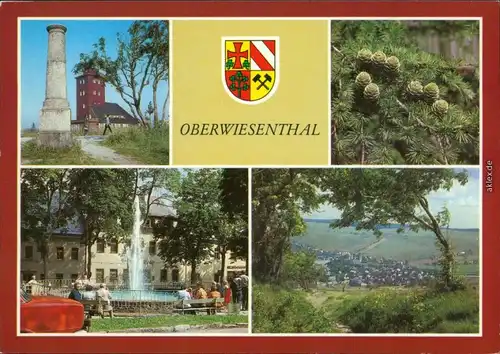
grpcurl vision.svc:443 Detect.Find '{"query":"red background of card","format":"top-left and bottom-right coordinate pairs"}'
top-left (0, 1), bottom-right (498, 353)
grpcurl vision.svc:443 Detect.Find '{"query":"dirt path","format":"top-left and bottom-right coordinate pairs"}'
top-left (77, 136), bottom-right (138, 165)
top-left (21, 136), bottom-right (139, 165)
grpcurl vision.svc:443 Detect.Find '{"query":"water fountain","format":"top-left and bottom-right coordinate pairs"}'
top-left (128, 195), bottom-right (145, 290)
top-left (105, 195), bottom-right (180, 312)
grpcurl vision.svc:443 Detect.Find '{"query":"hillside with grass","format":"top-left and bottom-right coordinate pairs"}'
top-left (294, 219), bottom-right (479, 263)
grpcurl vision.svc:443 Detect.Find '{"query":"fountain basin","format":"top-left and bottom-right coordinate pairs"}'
top-left (111, 290), bottom-right (179, 302)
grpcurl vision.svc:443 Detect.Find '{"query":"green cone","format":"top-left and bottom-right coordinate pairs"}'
top-left (424, 83), bottom-right (440, 101)
top-left (371, 51), bottom-right (387, 67)
top-left (406, 81), bottom-right (424, 98)
top-left (384, 56), bottom-right (400, 73)
top-left (356, 49), bottom-right (372, 64)
top-left (363, 83), bottom-right (380, 101)
top-left (432, 99), bottom-right (449, 116)
top-left (355, 72), bottom-right (372, 89)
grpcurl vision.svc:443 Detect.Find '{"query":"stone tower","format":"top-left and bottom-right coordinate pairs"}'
top-left (38, 24), bottom-right (72, 148)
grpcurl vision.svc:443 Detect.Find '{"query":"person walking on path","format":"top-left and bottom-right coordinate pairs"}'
top-left (83, 115), bottom-right (89, 136)
top-left (240, 271), bottom-right (249, 311)
top-left (103, 115), bottom-right (112, 135)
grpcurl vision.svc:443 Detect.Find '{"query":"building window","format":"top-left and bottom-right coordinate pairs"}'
top-left (123, 269), bottom-right (129, 284)
top-left (40, 274), bottom-right (45, 280)
top-left (98, 91), bottom-right (101, 96)
top-left (149, 241), bottom-right (156, 255)
top-left (71, 274), bottom-right (78, 281)
top-left (96, 240), bottom-right (105, 253)
top-left (83, 104), bottom-right (86, 109)
top-left (56, 247), bottom-right (64, 260)
top-left (24, 245), bottom-right (33, 259)
top-left (71, 248), bottom-right (79, 260)
top-left (83, 91), bottom-right (86, 96)
top-left (109, 240), bottom-right (118, 254)
top-left (55, 273), bottom-right (64, 280)
top-left (171, 269), bottom-right (179, 282)
top-left (82, 79), bottom-right (85, 84)
top-left (109, 269), bottom-right (118, 282)
top-left (160, 269), bottom-right (167, 282)
top-left (93, 91), bottom-right (96, 95)
top-left (95, 268), bottom-right (104, 283)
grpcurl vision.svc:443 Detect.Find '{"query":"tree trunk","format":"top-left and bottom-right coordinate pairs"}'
top-left (219, 248), bottom-right (227, 282)
top-left (418, 197), bottom-right (456, 289)
top-left (190, 261), bottom-right (197, 284)
top-left (161, 89), bottom-right (170, 121)
top-left (87, 240), bottom-right (93, 276)
top-left (42, 253), bottom-right (48, 282)
top-left (152, 79), bottom-right (160, 127)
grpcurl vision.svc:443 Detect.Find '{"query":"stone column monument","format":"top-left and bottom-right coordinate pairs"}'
top-left (38, 24), bottom-right (72, 148)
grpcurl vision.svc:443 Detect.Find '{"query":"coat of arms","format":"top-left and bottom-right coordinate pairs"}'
top-left (222, 37), bottom-right (279, 105)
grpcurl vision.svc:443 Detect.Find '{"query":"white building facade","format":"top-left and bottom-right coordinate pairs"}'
top-left (20, 214), bottom-right (246, 288)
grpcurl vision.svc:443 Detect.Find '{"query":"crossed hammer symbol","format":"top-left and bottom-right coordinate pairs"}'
top-left (252, 74), bottom-right (272, 90)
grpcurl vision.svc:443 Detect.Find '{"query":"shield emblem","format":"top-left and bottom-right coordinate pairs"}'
top-left (222, 37), bottom-right (279, 105)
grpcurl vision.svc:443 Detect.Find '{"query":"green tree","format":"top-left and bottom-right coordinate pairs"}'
top-left (137, 168), bottom-right (181, 221)
top-left (73, 20), bottom-right (169, 127)
top-left (252, 169), bottom-right (325, 282)
top-left (319, 168), bottom-right (468, 290)
top-left (331, 20), bottom-right (479, 165)
top-left (154, 169), bottom-right (222, 284)
top-left (21, 169), bottom-right (73, 280)
top-left (281, 251), bottom-right (327, 290)
top-left (219, 169), bottom-right (249, 271)
top-left (68, 169), bottom-right (136, 275)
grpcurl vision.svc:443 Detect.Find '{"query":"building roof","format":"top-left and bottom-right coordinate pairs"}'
top-left (89, 103), bottom-right (140, 125)
top-left (149, 203), bottom-right (176, 218)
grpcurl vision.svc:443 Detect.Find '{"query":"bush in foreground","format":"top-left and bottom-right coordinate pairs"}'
top-left (104, 123), bottom-right (169, 164)
top-left (333, 287), bottom-right (479, 333)
top-left (252, 284), bottom-right (336, 333)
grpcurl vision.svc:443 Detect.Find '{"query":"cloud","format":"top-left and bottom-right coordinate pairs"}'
top-left (304, 169), bottom-right (480, 229)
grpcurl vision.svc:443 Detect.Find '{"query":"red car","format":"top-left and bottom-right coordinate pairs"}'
top-left (20, 288), bottom-right (87, 333)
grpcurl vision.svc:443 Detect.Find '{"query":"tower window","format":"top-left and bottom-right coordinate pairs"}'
top-left (83, 104), bottom-right (86, 109)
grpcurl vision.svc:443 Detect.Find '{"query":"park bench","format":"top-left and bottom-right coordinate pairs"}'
top-left (80, 296), bottom-right (114, 321)
top-left (174, 298), bottom-right (225, 315)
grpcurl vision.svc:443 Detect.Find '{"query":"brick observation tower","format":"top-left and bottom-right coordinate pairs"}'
top-left (75, 69), bottom-right (106, 120)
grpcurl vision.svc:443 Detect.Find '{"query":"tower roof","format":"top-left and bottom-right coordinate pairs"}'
top-left (75, 69), bottom-right (103, 79)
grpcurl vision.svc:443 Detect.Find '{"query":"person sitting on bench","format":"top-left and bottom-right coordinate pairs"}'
top-left (68, 282), bottom-right (83, 301)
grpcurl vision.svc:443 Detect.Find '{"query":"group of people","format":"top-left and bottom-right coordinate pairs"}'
top-left (67, 273), bottom-right (113, 307)
top-left (178, 271), bottom-right (249, 312)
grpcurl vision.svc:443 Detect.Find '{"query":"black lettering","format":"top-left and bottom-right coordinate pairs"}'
top-left (210, 124), bottom-right (218, 135)
top-left (180, 124), bottom-right (190, 135)
top-left (298, 124), bottom-right (310, 135)
top-left (191, 124), bottom-right (200, 135)
top-left (238, 124), bottom-right (248, 135)
top-left (200, 123), bottom-right (210, 135)
top-left (248, 124), bottom-right (256, 135)
top-left (256, 124), bottom-right (265, 135)
top-left (220, 124), bottom-right (235, 135)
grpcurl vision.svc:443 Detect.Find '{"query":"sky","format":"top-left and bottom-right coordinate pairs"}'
top-left (20, 20), bottom-right (169, 129)
top-left (304, 168), bottom-right (480, 229)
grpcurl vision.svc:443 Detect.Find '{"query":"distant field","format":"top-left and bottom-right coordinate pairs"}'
top-left (294, 221), bottom-right (480, 264)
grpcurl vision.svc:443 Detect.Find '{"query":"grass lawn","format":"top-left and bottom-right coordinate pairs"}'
top-left (102, 125), bottom-right (169, 165)
top-left (90, 314), bottom-right (248, 332)
top-left (21, 140), bottom-right (109, 165)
